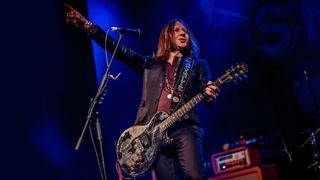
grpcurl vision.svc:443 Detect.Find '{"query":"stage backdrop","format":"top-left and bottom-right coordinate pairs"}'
top-left (25, 0), bottom-right (320, 179)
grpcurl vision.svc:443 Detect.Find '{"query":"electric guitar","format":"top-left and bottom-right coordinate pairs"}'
top-left (116, 63), bottom-right (248, 177)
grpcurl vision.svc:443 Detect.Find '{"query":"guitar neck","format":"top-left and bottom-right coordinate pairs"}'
top-left (159, 79), bottom-right (222, 132)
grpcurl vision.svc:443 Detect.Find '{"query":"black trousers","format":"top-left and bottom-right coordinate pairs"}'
top-left (154, 125), bottom-right (204, 180)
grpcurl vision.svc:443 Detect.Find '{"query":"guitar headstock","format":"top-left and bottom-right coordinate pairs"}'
top-left (219, 63), bottom-right (248, 84)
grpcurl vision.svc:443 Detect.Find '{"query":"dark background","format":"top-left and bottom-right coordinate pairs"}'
top-left (2, 0), bottom-right (319, 179)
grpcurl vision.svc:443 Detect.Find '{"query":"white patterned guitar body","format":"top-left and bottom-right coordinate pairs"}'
top-left (116, 111), bottom-right (172, 177)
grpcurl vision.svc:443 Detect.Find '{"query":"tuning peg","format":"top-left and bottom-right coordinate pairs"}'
top-left (243, 74), bottom-right (248, 78)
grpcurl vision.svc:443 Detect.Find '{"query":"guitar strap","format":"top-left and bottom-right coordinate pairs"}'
top-left (169, 57), bottom-right (194, 113)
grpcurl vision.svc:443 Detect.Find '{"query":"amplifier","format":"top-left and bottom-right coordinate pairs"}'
top-left (211, 146), bottom-right (260, 174)
top-left (207, 165), bottom-right (278, 180)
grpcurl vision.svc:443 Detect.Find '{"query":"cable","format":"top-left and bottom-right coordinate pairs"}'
top-left (104, 28), bottom-right (111, 67)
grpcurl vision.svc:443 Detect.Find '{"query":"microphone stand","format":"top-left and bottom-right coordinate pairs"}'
top-left (298, 70), bottom-right (320, 177)
top-left (74, 32), bottom-right (124, 180)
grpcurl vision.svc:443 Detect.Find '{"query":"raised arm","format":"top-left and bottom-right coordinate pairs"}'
top-left (64, 4), bottom-right (146, 75)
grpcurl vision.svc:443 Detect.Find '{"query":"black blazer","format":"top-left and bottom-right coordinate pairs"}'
top-left (90, 26), bottom-right (213, 126)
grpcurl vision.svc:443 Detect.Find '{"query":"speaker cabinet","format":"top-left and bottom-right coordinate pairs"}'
top-left (207, 165), bottom-right (278, 180)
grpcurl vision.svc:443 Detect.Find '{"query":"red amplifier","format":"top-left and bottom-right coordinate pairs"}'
top-left (211, 146), bottom-right (260, 174)
top-left (207, 165), bottom-right (278, 180)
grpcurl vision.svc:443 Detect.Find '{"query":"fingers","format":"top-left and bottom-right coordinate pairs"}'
top-left (65, 12), bottom-right (82, 26)
top-left (64, 4), bottom-right (87, 27)
top-left (207, 81), bottom-right (220, 89)
top-left (205, 81), bottom-right (220, 99)
top-left (205, 87), bottom-right (219, 99)
top-left (64, 3), bottom-right (75, 12)
top-left (66, 12), bottom-right (77, 24)
top-left (64, 3), bottom-right (79, 18)
top-left (206, 81), bottom-right (218, 90)
top-left (206, 83), bottom-right (220, 93)
top-left (66, 12), bottom-right (80, 19)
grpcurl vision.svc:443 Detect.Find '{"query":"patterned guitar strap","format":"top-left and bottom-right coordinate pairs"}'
top-left (169, 57), bottom-right (194, 113)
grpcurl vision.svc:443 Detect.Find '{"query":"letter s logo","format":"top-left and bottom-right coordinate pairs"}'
top-left (256, 3), bottom-right (298, 57)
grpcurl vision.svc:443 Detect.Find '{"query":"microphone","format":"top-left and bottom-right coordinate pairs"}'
top-left (110, 26), bottom-right (142, 36)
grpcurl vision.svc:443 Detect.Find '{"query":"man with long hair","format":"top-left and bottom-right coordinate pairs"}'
top-left (65, 4), bottom-right (219, 179)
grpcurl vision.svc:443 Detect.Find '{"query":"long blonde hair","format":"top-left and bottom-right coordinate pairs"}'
top-left (155, 19), bottom-right (199, 60)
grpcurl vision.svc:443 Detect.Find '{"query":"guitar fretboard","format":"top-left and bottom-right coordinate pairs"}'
top-left (157, 61), bottom-right (248, 133)
top-left (159, 93), bottom-right (203, 132)
top-left (159, 79), bottom-right (222, 132)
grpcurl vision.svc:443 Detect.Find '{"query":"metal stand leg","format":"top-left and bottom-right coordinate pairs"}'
top-left (309, 132), bottom-right (320, 177)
